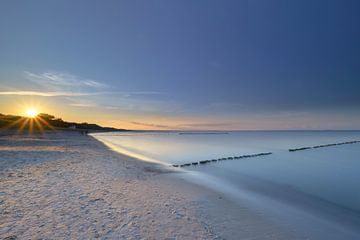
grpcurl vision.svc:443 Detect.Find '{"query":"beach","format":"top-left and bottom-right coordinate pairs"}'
top-left (92, 131), bottom-right (360, 240)
top-left (0, 131), bottom-right (296, 240)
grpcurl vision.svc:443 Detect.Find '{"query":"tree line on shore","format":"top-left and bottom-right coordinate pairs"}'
top-left (0, 113), bottom-right (126, 132)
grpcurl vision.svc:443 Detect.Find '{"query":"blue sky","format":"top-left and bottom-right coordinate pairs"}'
top-left (0, 0), bottom-right (360, 130)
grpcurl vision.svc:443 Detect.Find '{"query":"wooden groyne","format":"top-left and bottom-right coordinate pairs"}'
top-left (289, 140), bottom-right (360, 152)
top-left (172, 152), bottom-right (272, 168)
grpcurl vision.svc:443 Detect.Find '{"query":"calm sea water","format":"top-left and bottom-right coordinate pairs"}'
top-left (93, 131), bottom-right (360, 239)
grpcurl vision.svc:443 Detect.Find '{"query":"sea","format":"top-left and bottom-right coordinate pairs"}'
top-left (92, 130), bottom-right (360, 239)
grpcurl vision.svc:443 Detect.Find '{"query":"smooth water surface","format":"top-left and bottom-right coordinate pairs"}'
top-left (93, 131), bottom-right (360, 239)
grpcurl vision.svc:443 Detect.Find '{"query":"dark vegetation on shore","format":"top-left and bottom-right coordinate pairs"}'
top-left (0, 113), bottom-right (127, 132)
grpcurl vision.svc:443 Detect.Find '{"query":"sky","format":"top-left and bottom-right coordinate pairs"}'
top-left (0, 0), bottom-right (360, 130)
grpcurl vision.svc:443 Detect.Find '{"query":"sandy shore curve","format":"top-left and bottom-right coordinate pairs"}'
top-left (0, 131), bottom-right (295, 239)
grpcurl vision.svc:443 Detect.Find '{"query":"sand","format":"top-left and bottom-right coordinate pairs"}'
top-left (0, 131), bottom-right (295, 239)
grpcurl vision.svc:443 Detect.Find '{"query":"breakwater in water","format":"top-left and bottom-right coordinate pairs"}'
top-left (173, 140), bottom-right (360, 168)
top-left (289, 140), bottom-right (360, 152)
top-left (172, 152), bottom-right (272, 168)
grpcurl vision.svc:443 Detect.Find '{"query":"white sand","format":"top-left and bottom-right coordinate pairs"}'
top-left (0, 131), bottom-right (296, 239)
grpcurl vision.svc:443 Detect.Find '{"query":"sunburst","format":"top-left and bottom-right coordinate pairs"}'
top-left (25, 108), bottom-right (39, 118)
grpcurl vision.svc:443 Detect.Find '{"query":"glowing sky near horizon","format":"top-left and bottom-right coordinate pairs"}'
top-left (0, 0), bottom-right (360, 130)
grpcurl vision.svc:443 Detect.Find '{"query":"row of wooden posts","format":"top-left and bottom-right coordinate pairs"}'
top-left (172, 152), bottom-right (272, 168)
top-left (173, 140), bottom-right (360, 168)
top-left (288, 140), bottom-right (360, 152)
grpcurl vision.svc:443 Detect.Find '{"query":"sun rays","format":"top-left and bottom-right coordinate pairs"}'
top-left (25, 108), bottom-right (39, 118)
top-left (0, 102), bottom-right (58, 134)
top-left (1, 111), bottom-right (56, 134)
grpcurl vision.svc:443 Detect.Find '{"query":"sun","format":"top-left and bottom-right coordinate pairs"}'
top-left (25, 108), bottom-right (39, 118)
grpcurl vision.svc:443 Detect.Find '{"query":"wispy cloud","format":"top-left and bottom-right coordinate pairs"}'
top-left (129, 120), bottom-right (242, 130)
top-left (0, 70), bottom-right (173, 116)
top-left (0, 90), bottom-right (165, 98)
top-left (176, 122), bottom-right (240, 128)
top-left (69, 103), bottom-right (98, 107)
top-left (120, 91), bottom-right (167, 98)
top-left (3, 71), bottom-right (167, 100)
top-left (105, 106), bottom-right (121, 110)
top-left (0, 91), bottom-right (98, 97)
top-left (205, 102), bottom-right (245, 112)
top-left (130, 121), bottom-right (173, 129)
top-left (24, 71), bottom-right (107, 90)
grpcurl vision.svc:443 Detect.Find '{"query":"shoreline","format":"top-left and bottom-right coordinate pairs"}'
top-left (91, 130), bottom-right (360, 239)
top-left (0, 130), bottom-right (296, 239)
